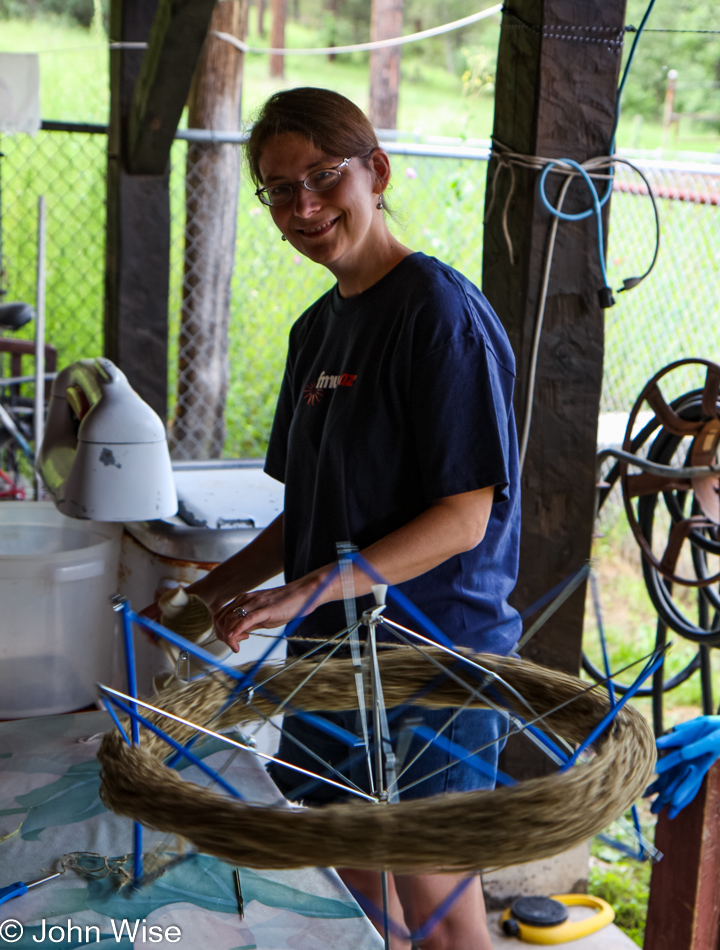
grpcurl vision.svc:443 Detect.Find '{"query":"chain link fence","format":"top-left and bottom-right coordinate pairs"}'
top-left (1, 126), bottom-right (718, 460)
top-left (0, 126), bottom-right (107, 365)
top-left (604, 158), bottom-right (720, 418)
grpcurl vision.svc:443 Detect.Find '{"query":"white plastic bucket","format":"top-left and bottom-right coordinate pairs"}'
top-left (0, 502), bottom-right (121, 717)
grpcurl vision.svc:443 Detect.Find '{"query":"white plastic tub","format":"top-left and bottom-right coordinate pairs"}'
top-left (0, 502), bottom-right (121, 717)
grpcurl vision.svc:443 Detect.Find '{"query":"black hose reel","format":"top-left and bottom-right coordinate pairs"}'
top-left (584, 359), bottom-right (720, 735)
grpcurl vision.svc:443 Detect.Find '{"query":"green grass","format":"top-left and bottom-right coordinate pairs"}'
top-left (589, 838), bottom-right (653, 947)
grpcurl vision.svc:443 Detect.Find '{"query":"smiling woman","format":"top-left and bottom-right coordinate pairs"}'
top-left (256, 135), bottom-right (404, 293)
top-left (169, 86), bottom-right (522, 950)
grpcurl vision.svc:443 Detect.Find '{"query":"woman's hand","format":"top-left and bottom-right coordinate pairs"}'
top-left (214, 572), bottom-right (327, 654)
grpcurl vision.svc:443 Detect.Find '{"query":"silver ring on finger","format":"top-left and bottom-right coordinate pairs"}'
top-left (233, 607), bottom-right (248, 618)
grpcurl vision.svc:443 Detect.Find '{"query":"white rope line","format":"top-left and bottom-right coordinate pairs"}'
top-left (211, 4), bottom-right (502, 56)
top-left (26, 6), bottom-right (501, 56)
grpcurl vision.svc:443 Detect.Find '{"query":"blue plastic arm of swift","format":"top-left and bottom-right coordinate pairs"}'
top-left (0, 881), bottom-right (28, 905)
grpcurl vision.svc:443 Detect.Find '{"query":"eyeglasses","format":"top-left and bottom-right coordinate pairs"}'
top-left (255, 158), bottom-right (352, 207)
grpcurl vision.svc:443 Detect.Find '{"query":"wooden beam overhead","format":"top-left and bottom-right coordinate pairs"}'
top-left (128, 0), bottom-right (219, 175)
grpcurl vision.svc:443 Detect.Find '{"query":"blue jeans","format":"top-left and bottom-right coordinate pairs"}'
top-left (268, 706), bottom-right (507, 806)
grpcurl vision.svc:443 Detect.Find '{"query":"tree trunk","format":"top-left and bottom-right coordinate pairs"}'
top-left (258, 0), bottom-right (265, 37)
top-left (369, 0), bottom-right (403, 131)
top-left (168, 0), bottom-right (248, 460)
top-left (326, 0), bottom-right (337, 61)
top-left (270, 0), bottom-right (286, 78)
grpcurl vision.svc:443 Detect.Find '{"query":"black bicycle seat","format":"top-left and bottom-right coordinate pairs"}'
top-left (0, 301), bottom-right (35, 330)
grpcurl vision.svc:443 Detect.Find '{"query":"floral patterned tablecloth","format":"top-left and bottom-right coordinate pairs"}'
top-left (0, 711), bottom-right (382, 949)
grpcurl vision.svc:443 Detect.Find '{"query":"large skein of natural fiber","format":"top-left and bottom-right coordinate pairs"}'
top-left (98, 648), bottom-right (657, 874)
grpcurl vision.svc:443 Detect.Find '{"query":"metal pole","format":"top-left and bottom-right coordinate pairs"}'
top-left (380, 870), bottom-right (392, 950)
top-left (365, 584), bottom-right (398, 950)
top-left (337, 542), bottom-right (376, 794)
top-left (113, 597), bottom-right (143, 887)
top-left (33, 195), bottom-right (46, 500)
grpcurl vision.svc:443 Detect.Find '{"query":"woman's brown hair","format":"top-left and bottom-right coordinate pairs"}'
top-left (245, 87), bottom-right (380, 188)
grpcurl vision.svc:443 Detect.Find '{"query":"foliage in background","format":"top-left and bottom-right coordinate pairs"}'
top-left (621, 0), bottom-right (720, 128)
top-left (0, 0), bottom-right (108, 29)
top-left (461, 49), bottom-right (496, 99)
top-left (6, 0), bottom-right (720, 130)
top-left (2, 13), bottom-right (719, 455)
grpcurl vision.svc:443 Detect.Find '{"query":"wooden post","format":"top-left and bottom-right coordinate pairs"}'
top-left (105, 0), bottom-right (170, 419)
top-left (645, 762), bottom-right (720, 949)
top-left (481, 0), bottom-right (626, 777)
top-left (270, 0), bottom-right (287, 78)
top-left (369, 0), bottom-right (403, 131)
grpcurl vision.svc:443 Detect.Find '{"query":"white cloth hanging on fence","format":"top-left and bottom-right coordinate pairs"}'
top-left (0, 53), bottom-right (41, 135)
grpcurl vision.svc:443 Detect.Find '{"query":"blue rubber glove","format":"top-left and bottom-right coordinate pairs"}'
top-left (645, 717), bottom-right (720, 819)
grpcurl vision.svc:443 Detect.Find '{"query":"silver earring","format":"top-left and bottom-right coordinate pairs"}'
top-left (281, 234), bottom-right (287, 241)
top-left (376, 195), bottom-right (383, 210)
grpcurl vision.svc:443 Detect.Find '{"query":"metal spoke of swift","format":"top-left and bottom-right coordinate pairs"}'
top-left (391, 697), bottom-right (475, 787)
top-left (243, 697), bottom-right (373, 800)
top-left (392, 643), bottom-right (668, 791)
top-left (247, 626), bottom-right (357, 728)
top-left (493, 646), bottom-right (670, 745)
top-left (250, 620), bottom-right (362, 691)
top-left (380, 618), bottom-right (553, 732)
top-left (396, 733), bottom-right (507, 797)
top-left (386, 622), bottom-right (572, 755)
top-left (99, 686), bottom-right (377, 802)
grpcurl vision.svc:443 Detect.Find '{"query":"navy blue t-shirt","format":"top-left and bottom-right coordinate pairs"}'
top-left (265, 252), bottom-right (521, 655)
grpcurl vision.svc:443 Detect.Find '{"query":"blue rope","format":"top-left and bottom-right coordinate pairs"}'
top-left (538, 159), bottom-right (611, 287)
